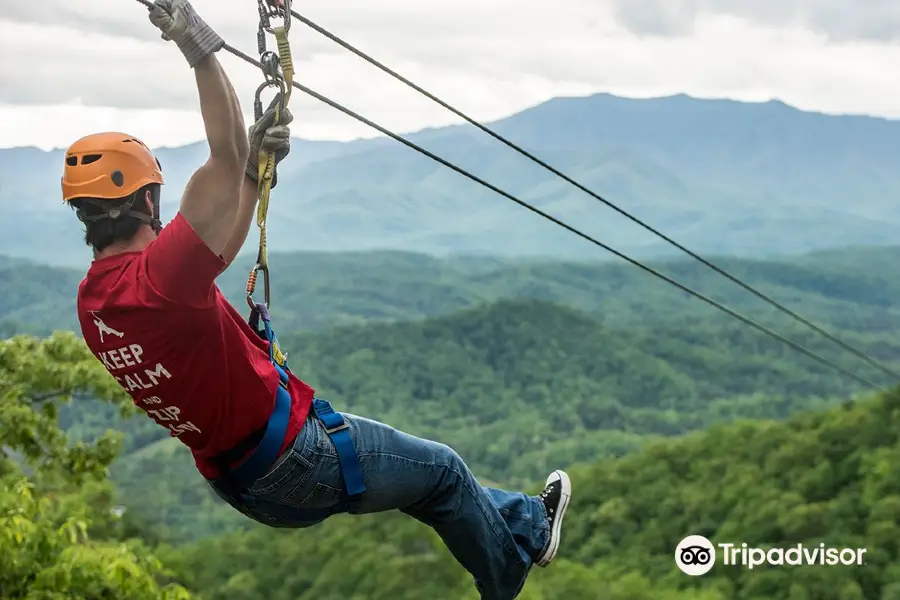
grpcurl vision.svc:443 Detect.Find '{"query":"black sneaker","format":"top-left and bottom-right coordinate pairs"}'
top-left (534, 469), bottom-right (572, 567)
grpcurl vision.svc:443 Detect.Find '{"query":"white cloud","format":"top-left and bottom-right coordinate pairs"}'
top-left (610, 0), bottom-right (900, 42)
top-left (2, 0), bottom-right (900, 150)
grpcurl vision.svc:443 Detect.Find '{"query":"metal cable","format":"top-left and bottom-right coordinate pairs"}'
top-left (128, 0), bottom-right (886, 392)
top-left (289, 10), bottom-right (900, 384)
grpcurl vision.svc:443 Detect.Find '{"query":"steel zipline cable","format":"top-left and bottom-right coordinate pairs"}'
top-left (129, 0), bottom-right (885, 392)
top-left (288, 10), bottom-right (900, 384)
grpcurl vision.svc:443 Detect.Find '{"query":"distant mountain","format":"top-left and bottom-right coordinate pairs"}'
top-left (5, 92), bottom-right (900, 267)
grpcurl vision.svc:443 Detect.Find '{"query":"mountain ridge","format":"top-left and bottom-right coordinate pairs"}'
top-left (6, 92), bottom-right (900, 266)
top-left (10, 92), bottom-right (900, 155)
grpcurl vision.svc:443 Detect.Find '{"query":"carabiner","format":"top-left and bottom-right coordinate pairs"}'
top-left (253, 78), bottom-right (287, 121)
top-left (246, 262), bottom-right (271, 310)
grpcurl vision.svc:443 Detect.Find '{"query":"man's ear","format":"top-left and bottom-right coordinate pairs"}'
top-left (144, 189), bottom-right (153, 214)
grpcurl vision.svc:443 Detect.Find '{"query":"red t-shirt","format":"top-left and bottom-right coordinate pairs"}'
top-left (76, 212), bottom-right (313, 479)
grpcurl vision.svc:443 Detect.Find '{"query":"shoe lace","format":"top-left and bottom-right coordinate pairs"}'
top-left (539, 484), bottom-right (556, 516)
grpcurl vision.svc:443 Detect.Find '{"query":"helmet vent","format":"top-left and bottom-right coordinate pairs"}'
top-left (65, 156), bottom-right (77, 166)
top-left (81, 154), bottom-right (102, 165)
top-left (111, 170), bottom-right (125, 187)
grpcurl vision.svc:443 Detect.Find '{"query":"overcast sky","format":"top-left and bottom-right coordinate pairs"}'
top-left (4, 0), bottom-right (900, 150)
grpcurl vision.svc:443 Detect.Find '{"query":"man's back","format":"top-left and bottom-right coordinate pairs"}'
top-left (76, 213), bottom-right (312, 478)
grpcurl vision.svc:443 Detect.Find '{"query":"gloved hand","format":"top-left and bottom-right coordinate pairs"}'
top-left (246, 94), bottom-right (294, 189)
top-left (148, 0), bottom-right (225, 68)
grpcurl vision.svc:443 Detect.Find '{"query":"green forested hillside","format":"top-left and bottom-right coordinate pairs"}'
top-left (7, 333), bottom-right (899, 600)
top-left (6, 244), bottom-right (900, 599)
top-left (5, 245), bottom-right (900, 335)
top-left (99, 296), bottom-right (899, 541)
top-left (159, 386), bottom-right (900, 600)
top-left (44, 247), bottom-right (900, 542)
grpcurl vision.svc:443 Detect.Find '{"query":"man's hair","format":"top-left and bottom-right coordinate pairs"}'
top-left (70, 183), bottom-right (161, 253)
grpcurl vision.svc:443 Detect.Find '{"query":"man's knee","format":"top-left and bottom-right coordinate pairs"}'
top-left (430, 441), bottom-right (479, 493)
top-left (429, 440), bottom-right (464, 469)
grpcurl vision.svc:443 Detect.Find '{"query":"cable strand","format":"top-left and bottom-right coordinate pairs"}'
top-left (128, 0), bottom-right (885, 392)
top-left (289, 10), bottom-right (900, 384)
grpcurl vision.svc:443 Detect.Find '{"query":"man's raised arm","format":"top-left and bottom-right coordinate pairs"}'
top-left (220, 99), bottom-right (294, 265)
top-left (148, 0), bottom-right (249, 258)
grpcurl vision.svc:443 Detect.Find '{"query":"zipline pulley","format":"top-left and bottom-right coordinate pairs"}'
top-left (258, 0), bottom-right (291, 35)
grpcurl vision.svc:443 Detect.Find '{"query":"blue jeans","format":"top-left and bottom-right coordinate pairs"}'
top-left (210, 409), bottom-right (550, 600)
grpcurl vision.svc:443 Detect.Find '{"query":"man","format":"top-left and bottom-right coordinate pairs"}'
top-left (64, 1), bottom-right (572, 598)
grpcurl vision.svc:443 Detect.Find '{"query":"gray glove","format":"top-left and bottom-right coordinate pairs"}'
top-left (148, 0), bottom-right (225, 68)
top-left (246, 94), bottom-right (294, 189)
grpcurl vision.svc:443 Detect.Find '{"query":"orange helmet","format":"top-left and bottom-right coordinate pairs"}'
top-left (61, 132), bottom-right (164, 202)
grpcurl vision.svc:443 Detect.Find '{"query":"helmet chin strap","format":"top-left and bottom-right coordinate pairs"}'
top-left (150, 194), bottom-right (162, 234)
top-left (76, 190), bottom-right (162, 233)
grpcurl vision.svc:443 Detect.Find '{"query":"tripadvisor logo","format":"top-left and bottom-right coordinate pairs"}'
top-left (676, 535), bottom-right (716, 576)
top-left (675, 535), bottom-right (867, 575)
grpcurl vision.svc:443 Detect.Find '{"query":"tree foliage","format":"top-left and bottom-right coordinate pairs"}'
top-left (7, 247), bottom-right (900, 337)
top-left (5, 247), bottom-right (900, 598)
top-left (157, 384), bottom-right (900, 600)
top-left (97, 297), bottom-right (900, 540)
top-left (0, 333), bottom-right (191, 599)
top-left (555, 389), bottom-right (900, 600)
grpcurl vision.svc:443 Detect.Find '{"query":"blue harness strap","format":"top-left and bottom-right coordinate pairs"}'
top-left (312, 398), bottom-right (366, 496)
top-left (225, 362), bottom-right (292, 490)
top-left (212, 303), bottom-right (366, 499)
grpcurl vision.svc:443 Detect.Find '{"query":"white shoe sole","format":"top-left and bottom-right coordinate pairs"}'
top-left (536, 469), bottom-right (572, 567)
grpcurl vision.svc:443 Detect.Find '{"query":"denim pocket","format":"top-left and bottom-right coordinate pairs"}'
top-left (246, 444), bottom-right (343, 526)
top-left (295, 481), bottom-right (343, 509)
top-left (247, 418), bottom-right (318, 502)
